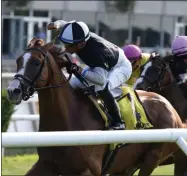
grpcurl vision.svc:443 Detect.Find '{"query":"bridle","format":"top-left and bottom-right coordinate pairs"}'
top-left (13, 47), bottom-right (73, 101)
top-left (139, 57), bottom-right (173, 91)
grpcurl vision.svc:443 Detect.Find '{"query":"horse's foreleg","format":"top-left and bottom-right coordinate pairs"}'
top-left (138, 144), bottom-right (163, 176)
top-left (86, 157), bottom-right (102, 176)
top-left (25, 159), bottom-right (59, 176)
top-left (174, 150), bottom-right (187, 176)
top-left (77, 164), bottom-right (100, 176)
top-left (81, 145), bottom-right (105, 176)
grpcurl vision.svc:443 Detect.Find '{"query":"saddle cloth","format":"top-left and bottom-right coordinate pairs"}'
top-left (87, 85), bottom-right (153, 150)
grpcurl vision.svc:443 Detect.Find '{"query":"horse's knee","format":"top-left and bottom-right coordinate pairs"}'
top-left (140, 147), bottom-right (163, 168)
top-left (138, 149), bottom-right (161, 176)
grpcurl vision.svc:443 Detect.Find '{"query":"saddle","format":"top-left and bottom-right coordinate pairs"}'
top-left (70, 68), bottom-right (152, 131)
top-left (85, 85), bottom-right (153, 131)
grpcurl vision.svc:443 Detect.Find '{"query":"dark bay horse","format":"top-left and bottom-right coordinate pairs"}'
top-left (133, 55), bottom-right (187, 175)
top-left (7, 38), bottom-right (186, 176)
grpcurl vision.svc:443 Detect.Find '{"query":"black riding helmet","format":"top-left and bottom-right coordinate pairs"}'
top-left (58, 21), bottom-right (90, 44)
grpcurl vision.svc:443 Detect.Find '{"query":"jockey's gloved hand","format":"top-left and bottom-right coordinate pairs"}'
top-left (66, 63), bottom-right (82, 74)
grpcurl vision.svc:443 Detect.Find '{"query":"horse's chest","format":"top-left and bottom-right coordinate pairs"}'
top-left (38, 146), bottom-right (87, 173)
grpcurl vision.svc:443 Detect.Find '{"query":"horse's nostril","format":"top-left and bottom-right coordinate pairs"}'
top-left (13, 88), bottom-right (21, 94)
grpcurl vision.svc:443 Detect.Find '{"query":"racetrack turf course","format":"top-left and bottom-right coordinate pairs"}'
top-left (2, 154), bottom-right (174, 175)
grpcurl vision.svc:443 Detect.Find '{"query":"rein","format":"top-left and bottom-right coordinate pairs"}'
top-left (13, 47), bottom-right (73, 101)
top-left (34, 52), bottom-right (75, 91)
top-left (29, 48), bottom-right (73, 91)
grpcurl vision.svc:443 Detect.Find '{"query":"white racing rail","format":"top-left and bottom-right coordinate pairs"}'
top-left (3, 72), bottom-right (187, 156)
top-left (2, 72), bottom-right (15, 78)
top-left (2, 129), bottom-right (187, 156)
top-left (11, 114), bottom-right (39, 121)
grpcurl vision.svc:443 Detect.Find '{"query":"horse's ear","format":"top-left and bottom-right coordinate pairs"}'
top-left (27, 37), bottom-right (38, 47)
top-left (43, 42), bottom-right (53, 51)
top-left (35, 39), bottom-right (45, 46)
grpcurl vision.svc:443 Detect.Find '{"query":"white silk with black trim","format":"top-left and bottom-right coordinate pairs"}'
top-left (69, 48), bottom-right (132, 92)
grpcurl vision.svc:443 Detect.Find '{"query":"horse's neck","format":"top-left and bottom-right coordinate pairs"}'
top-left (38, 71), bottom-right (104, 131)
top-left (38, 84), bottom-right (70, 130)
top-left (164, 57), bottom-right (177, 82)
top-left (37, 61), bottom-right (77, 131)
top-left (161, 86), bottom-right (187, 121)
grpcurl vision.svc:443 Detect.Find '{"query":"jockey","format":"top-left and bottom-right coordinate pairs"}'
top-left (171, 36), bottom-right (187, 84)
top-left (48, 20), bottom-right (132, 130)
top-left (123, 44), bottom-right (150, 86)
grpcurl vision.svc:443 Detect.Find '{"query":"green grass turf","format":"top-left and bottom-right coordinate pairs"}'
top-left (2, 154), bottom-right (174, 175)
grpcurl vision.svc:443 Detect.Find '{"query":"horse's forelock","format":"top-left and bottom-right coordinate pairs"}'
top-left (34, 39), bottom-right (45, 47)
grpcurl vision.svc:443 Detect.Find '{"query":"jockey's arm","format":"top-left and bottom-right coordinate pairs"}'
top-left (81, 67), bottom-right (108, 86)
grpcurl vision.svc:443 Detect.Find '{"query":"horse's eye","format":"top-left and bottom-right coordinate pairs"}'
top-left (156, 68), bottom-right (161, 72)
top-left (35, 60), bottom-right (41, 66)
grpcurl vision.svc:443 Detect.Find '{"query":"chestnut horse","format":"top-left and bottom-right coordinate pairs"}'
top-left (133, 55), bottom-right (187, 176)
top-left (7, 38), bottom-right (186, 176)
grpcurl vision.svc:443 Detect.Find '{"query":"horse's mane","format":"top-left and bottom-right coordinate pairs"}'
top-left (27, 37), bottom-right (67, 74)
top-left (27, 38), bottom-right (45, 48)
top-left (28, 37), bottom-right (66, 57)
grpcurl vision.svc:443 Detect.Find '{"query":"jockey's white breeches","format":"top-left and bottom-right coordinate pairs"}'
top-left (69, 48), bottom-right (132, 92)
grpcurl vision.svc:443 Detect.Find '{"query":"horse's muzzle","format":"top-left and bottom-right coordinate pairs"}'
top-left (7, 79), bottom-right (22, 105)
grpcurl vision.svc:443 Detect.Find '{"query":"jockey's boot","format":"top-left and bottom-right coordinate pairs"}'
top-left (98, 89), bottom-right (125, 130)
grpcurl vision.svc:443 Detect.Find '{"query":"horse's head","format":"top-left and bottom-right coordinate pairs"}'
top-left (7, 37), bottom-right (66, 105)
top-left (134, 55), bottom-right (174, 91)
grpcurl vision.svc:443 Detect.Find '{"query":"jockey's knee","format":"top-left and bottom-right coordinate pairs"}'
top-left (117, 50), bottom-right (132, 82)
top-left (124, 66), bottom-right (132, 81)
top-left (107, 66), bottom-right (132, 90)
top-left (120, 62), bottom-right (132, 83)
